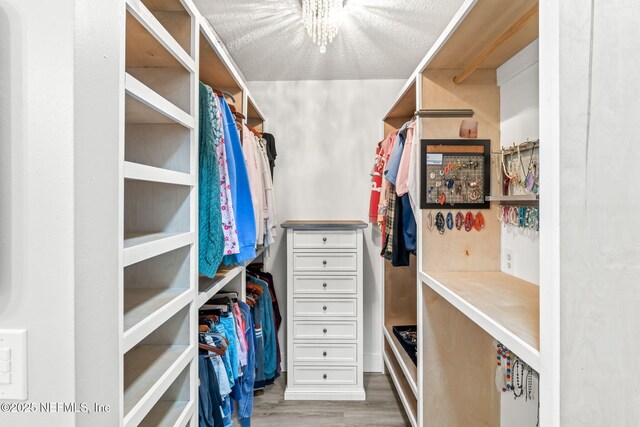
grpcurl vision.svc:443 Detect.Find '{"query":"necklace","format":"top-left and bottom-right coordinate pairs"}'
top-left (435, 212), bottom-right (446, 235)
top-left (426, 211), bottom-right (434, 230)
top-left (455, 211), bottom-right (464, 230)
top-left (474, 212), bottom-right (485, 231)
top-left (512, 359), bottom-right (525, 399)
top-left (446, 212), bottom-right (454, 230)
top-left (464, 212), bottom-right (474, 232)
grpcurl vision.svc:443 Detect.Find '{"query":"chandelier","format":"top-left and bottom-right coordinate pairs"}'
top-left (302, 0), bottom-right (344, 53)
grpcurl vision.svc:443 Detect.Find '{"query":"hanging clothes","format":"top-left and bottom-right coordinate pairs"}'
top-left (210, 92), bottom-right (240, 257)
top-left (198, 83), bottom-right (225, 278)
top-left (242, 124), bottom-right (264, 248)
top-left (256, 137), bottom-right (277, 247)
top-left (395, 120), bottom-right (417, 254)
top-left (407, 119), bottom-right (421, 218)
top-left (261, 133), bottom-right (278, 178)
top-left (219, 96), bottom-right (257, 265)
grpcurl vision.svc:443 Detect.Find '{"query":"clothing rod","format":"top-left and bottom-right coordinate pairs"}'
top-left (413, 109), bottom-right (475, 118)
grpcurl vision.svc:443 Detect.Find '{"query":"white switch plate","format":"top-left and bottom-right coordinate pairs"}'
top-left (0, 329), bottom-right (27, 400)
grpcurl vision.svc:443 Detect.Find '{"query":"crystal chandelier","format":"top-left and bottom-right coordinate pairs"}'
top-left (302, 0), bottom-right (344, 53)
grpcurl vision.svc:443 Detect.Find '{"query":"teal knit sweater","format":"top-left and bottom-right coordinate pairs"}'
top-left (198, 83), bottom-right (224, 277)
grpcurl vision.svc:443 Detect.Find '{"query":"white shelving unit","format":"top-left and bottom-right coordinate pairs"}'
top-left (380, 1), bottom-right (542, 426)
top-left (118, 0), bottom-right (268, 425)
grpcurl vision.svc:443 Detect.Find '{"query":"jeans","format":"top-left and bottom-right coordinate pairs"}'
top-left (219, 315), bottom-right (240, 381)
top-left (234, 301), bottom-right (256, 427)
top-left (199, 354), bottom-right (223, 427)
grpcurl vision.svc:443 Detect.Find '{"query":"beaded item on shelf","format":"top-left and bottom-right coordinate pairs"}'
top-left (497, 205), bottom-right (539, 231)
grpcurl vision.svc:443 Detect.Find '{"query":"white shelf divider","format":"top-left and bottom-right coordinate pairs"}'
top-left (123, 288), bottom-right (193, 353)
top-left (124, 232), bottom-right (195, 267)
top-left (419, 271), bottom-right (540, 371)
top-left (383, 326), bottom-right (418, 397)
top-left (126, 0), bottom-right (196, 72)
top-left (197, 266), bottom-right (244, 308)
top-left (125, 73), bottom-right (195, 129)
top-left (124, 162), bottom-right (196, 187)
top-left (124, 345), bottom-right (194, 427)
top-left (383, 353), bottom-right (418, 427)
top-left (139, 400), bottom-right (194, 427)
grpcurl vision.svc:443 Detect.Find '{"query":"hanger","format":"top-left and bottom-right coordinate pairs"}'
top-left (211, 88), bottom-right (236, 104)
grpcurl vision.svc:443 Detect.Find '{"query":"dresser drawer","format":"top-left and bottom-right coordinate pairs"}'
top-left (293, 343), bottom-right (357, 364)
top-left (293, 298), bottom-right (357, 317)
top-left (293, 230), bottom-right (357, 249)
top-left (291, 366), bottom-right (357, 386)
top-left (293, 320), bottom-right (357, 340)
top-left (293, 276), bottom-right (357, 295)
top-left (293, 253), bottom-right (357, 272)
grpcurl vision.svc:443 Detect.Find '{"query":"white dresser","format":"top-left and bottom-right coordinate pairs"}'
top-left (282, 220), bottom-right (367, 401)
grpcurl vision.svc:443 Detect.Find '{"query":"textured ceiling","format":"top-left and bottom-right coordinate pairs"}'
top-left (194, 0), bottom-right (466, 81)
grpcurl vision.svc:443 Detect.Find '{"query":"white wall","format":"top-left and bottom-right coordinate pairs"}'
top-left (497, 40), bottom-right (540, 427)
top-left (497, 39), bottom-right (540, 286)
top-left (0, 1), bottom-right (76, 425)
top-left (555, 0), bottom-right (640, 424)
top-left (248, 79), bottom-right (405, 372)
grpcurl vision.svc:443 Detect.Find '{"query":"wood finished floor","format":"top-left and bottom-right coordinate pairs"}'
top-left (252, 374), bottom-right (411, 427)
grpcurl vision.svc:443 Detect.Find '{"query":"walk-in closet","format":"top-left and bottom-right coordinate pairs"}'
top-left (1, 0), bottom-right (639, 426)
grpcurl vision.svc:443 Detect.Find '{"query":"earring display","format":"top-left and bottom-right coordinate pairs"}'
top-left (427, 211), bottom-right (485, 234)
top-left (420, 139), bottom-right (491, 209)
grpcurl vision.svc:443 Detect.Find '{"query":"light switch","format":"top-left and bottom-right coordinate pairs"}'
top-left (0, 330), bottom-right (27, 400)
top-left (0, 373), bottom-right (10, 384)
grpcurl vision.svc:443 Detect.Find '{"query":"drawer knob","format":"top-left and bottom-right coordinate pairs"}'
top-left (323, 260), bottom-right (327, 265)
top-left (323, 328), bottom-right (327, 333)
top-left (323, 306), bottom-right (327, 311)
top-left (323, 283), bottom-right (327, 288)
top-left (323, 374), bottom-right (327, 379)
top-left (323, 237), bottom-right (327, 242)
top-left (323, 351), bottom-right (327, 357)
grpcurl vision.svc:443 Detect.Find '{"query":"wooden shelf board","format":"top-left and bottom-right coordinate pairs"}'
top-left (420, 270), bottom-right (540, 370)
top-left (124, 231), bottom-right (195, 267)
top-left (383, 350), bottom-right (417, 427)
top-left (126, 1), bottom-right (194, 71)
top-left (139, 400), bottom-right (193, 427)
top-left (383, 325), bottom-right (418, 397)
top-left (199, 27), bottom-right (242, 91)
top-left (124, 161), bottom-right (195, 187)
top-left (427, 0), bottom-right (539, 71)
top-left (125, 73), bottom-right (195, 128)
top-left (123, 288), bottom-right (192, 353)
top-left (384, 79), bottom-right (417, 121)
top-left (197, 265), bottom-right (244, 308)
top-left (124, 344), bottom-right (193, 427)
top-left (246, 95), bottom-right (265, 122)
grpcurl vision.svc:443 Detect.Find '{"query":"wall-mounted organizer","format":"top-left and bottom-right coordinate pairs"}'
top-left (119, 0), bottom-right (269, 425)
top-left (378, 0), bottom-right (542, 426)
top-left (420, 139), bottom-right (491, 209)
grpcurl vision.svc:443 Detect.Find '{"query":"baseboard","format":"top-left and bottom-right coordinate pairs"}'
top-left (364, 352), bottom-right (383, 372)
top-left (284, 388), bottom-right (366, 401)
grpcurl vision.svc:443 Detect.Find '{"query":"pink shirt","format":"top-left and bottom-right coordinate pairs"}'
top-left (395, 121), bottom-right (416, 196)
